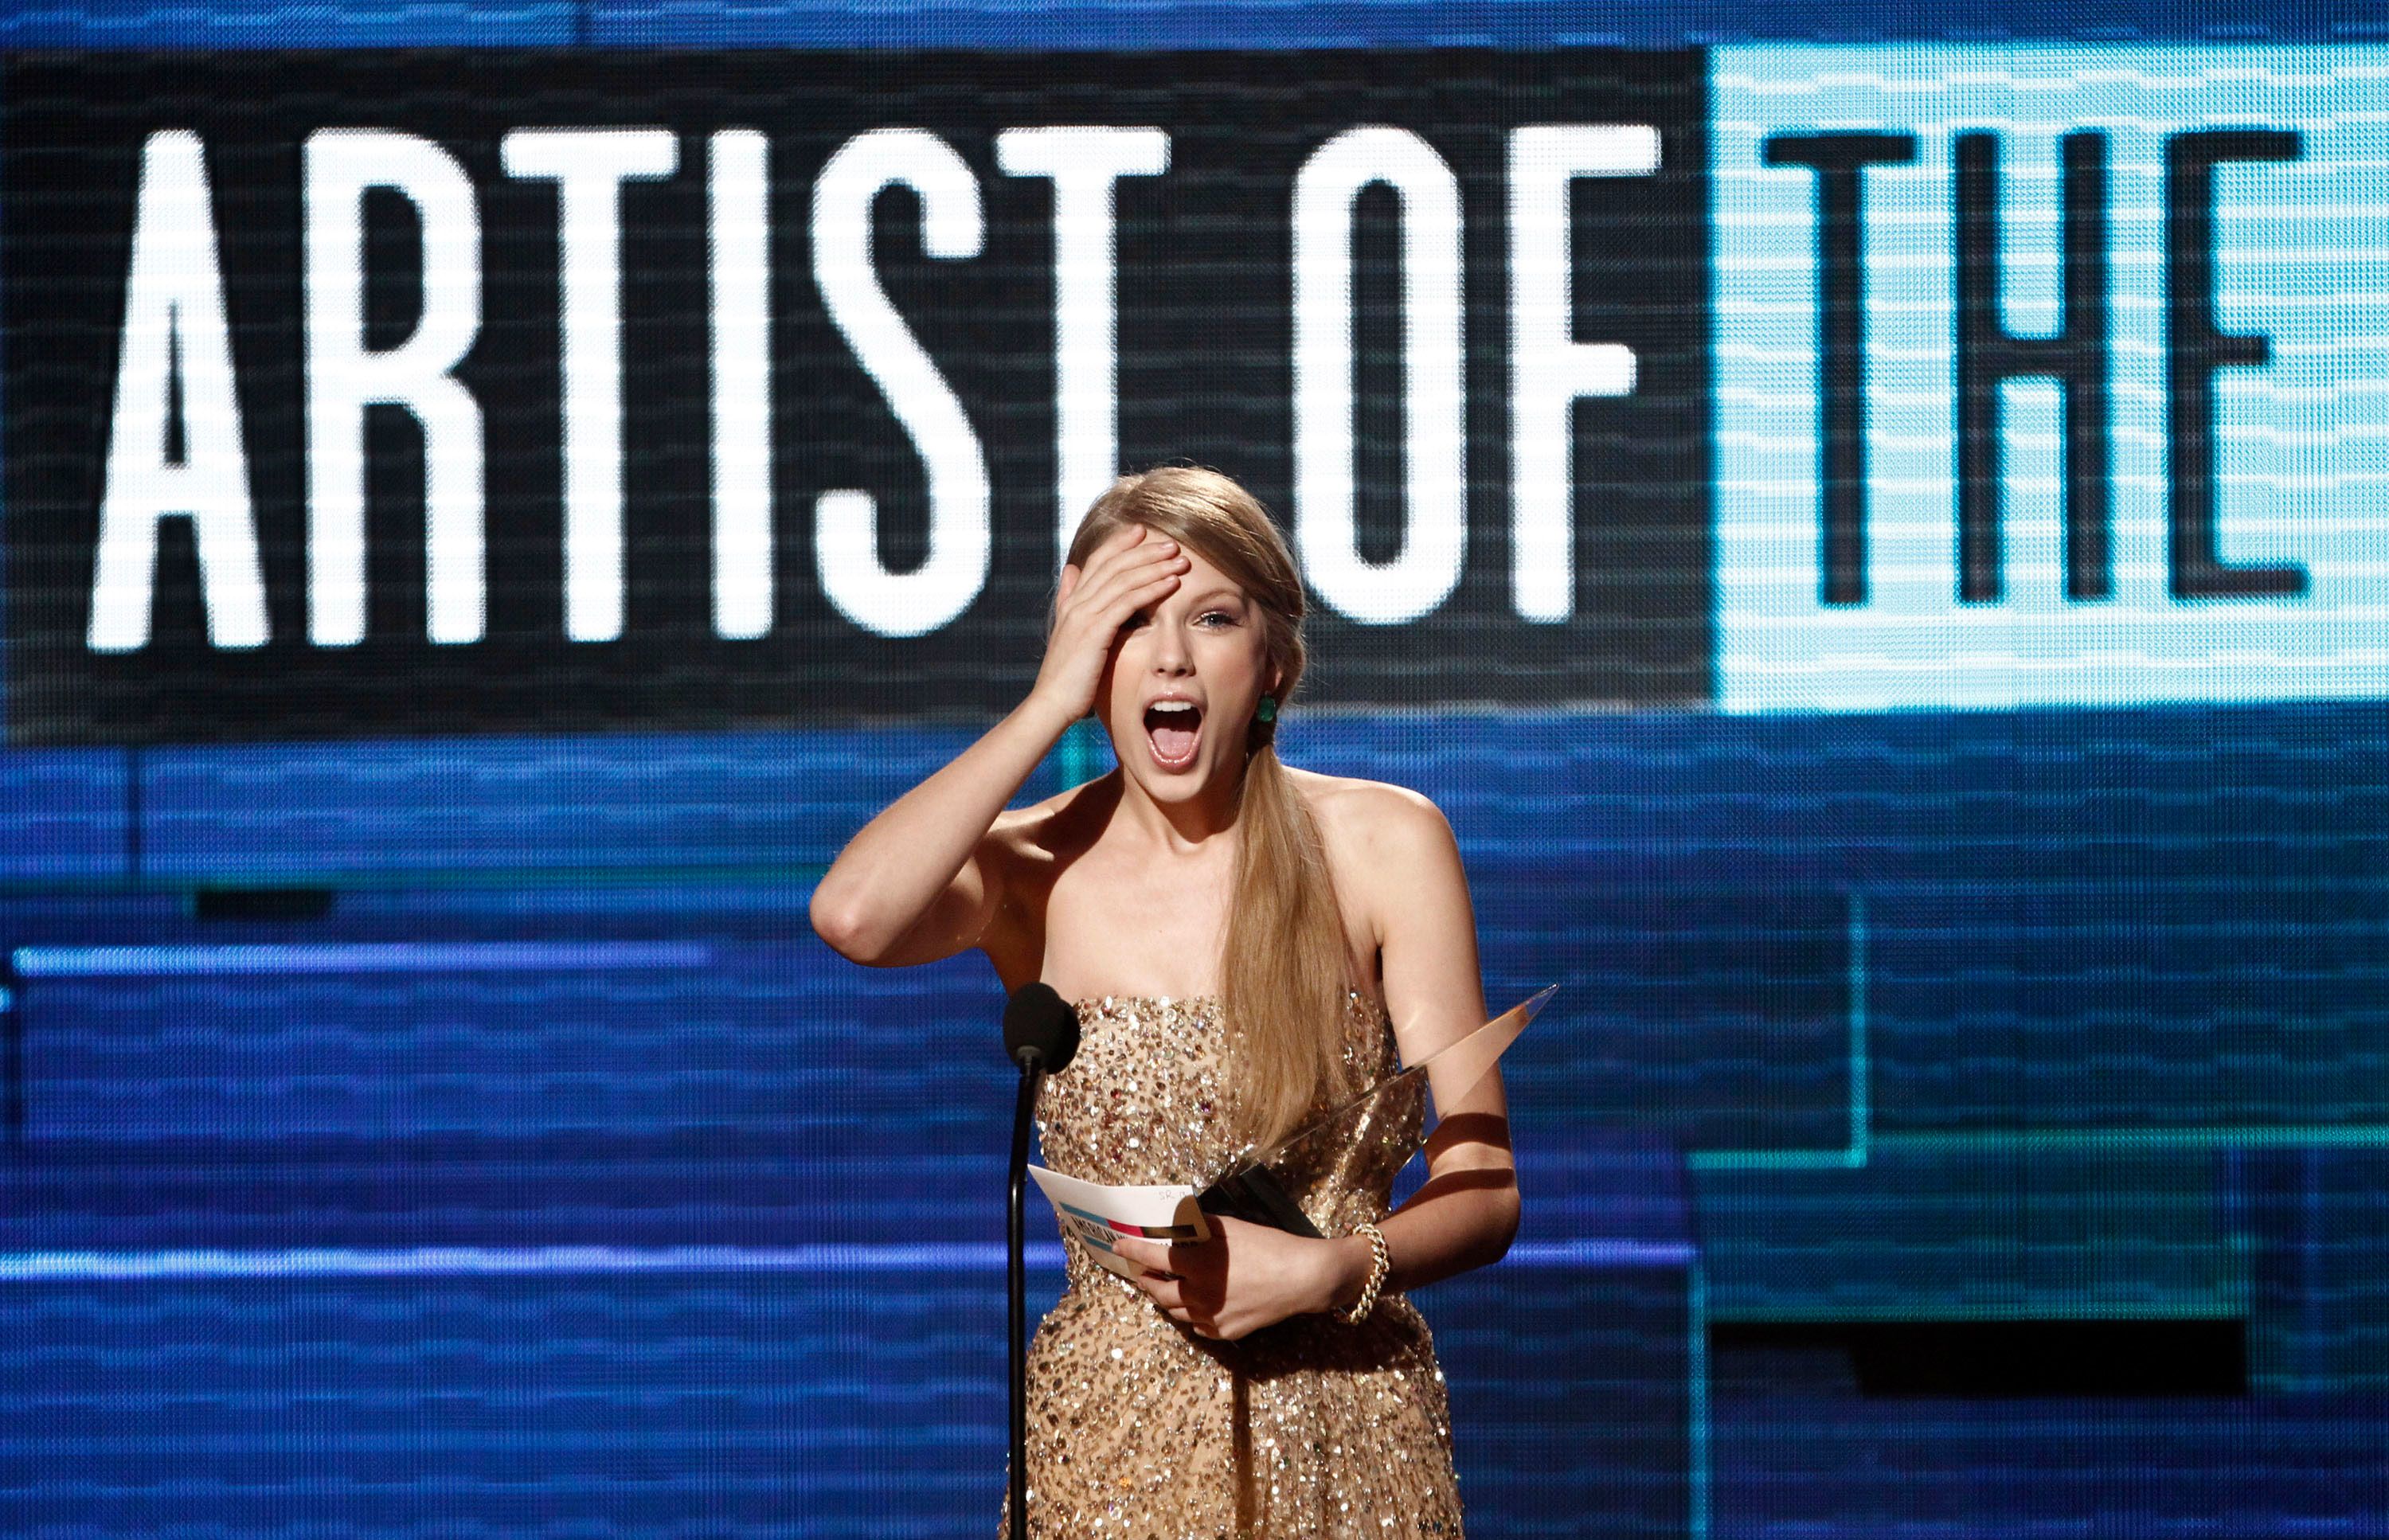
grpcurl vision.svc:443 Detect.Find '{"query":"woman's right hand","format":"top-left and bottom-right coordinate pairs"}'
top-left (813, 526), bottom-right (1186, 967)
top-left (1029, 525), bottom-right (1191, 724)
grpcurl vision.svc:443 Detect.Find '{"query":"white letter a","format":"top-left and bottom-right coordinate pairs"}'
top-left (89, 130), bottom-right (268, 653)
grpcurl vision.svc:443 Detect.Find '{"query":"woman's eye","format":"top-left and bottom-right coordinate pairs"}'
top-left (1196, 611), bottom-right (1236, 628)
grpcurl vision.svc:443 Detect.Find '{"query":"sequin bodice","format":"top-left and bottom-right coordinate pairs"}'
top-left (1004, 994), bottom-right (1462, 1539)
top-left (1037, 992), bottom-right (1425, 1284)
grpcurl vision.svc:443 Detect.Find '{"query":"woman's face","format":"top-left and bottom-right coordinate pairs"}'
top-left (1094, 537), bottom-right (1280, 805)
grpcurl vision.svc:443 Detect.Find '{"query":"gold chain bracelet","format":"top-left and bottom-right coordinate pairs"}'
top-left (1338, 1222), bottom-right (1390, 1325)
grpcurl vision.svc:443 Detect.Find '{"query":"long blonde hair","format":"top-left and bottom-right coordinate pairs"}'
top-left (1065, 467), bottom-right (1359, 1149)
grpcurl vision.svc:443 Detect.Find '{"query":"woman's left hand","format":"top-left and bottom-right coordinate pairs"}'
top-left (1108, 1216), bottom-right (1359, 1341)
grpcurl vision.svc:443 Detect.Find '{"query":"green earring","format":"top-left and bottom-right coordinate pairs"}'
top-left (1256, 696), bottom-right (1278, 724)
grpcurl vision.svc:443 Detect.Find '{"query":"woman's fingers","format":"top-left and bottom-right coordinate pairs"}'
top-left (1112, 1238), bottom-right (1193, 1301)
top-left (1068, 540), bottom-right (1183, 621)
top-left (1113, 1252), bottom-right (1224, 1335)
top-left (1062, 526), bottom-right (1151, 600)
top-left (1095, 570), bottom-right (1184, 631)
top-left (1053, 564), bottom-right (1183, 659)
top-left (1075, 526), bottom-right (1176, 588)
top-left (1085, 522), bottom-right (1145, 556)
top-left (1026, 522), bottom-right (1187, 723)
top-left (1109, 1236), bottom-right (1169, 1272)
top-left (1150, 1292), bottom-right (1216, 1335)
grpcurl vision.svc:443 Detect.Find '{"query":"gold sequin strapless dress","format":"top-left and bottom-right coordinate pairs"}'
top-left (1003, 993), bottom-right (1464, 1538)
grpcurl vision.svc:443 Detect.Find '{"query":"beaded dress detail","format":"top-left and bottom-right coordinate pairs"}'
top-left (1002, 993), bottom-right (1463, 1538)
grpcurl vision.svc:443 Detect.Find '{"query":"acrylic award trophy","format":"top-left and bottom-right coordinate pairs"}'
top-left (1192, 984), bottom-right (1556, 1239)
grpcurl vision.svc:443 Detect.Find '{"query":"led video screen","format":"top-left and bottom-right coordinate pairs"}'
top-left (2, 29), bottom-right (2385, 1540)
top-left (6, 49), bottom-right (1708, 741)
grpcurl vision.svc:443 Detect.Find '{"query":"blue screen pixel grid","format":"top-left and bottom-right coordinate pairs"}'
top-left (3, 6), bottom-right (2387, 1538)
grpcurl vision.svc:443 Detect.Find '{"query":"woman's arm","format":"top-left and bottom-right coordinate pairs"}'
top-left (1110, 784), bottom-right (1516, 1337)
top-left (807, 524), bottom-right (1190, 967)
top-left (806, 698), bottom-right (1072, 967)
top-left (1331, 784), bottom-right (1518, 1300)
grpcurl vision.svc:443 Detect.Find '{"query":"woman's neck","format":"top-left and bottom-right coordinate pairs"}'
top-left (1108, 763), bottom-right (1245, 854)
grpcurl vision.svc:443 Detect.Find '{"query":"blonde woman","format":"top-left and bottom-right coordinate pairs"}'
top-left (810, 467), bottom-right (1517, 1537)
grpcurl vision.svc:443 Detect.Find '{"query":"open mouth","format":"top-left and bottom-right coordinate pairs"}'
top-left (1142, 700), bottom-right (1203, 771)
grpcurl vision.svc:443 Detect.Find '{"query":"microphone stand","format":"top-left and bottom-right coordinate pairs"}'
top-left (1007, 1046), bottom-right (1048, 1540)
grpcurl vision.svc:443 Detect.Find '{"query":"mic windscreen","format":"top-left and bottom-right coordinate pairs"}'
top-left (1003, 982), bottom-right (1080, 1073)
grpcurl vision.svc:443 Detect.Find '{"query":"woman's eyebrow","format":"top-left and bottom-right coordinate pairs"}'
top-left (1180, 586), bottom-right (1247, 608)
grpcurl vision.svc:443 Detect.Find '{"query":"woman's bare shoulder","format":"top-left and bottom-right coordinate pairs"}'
top-left (1284, 768), bottom-right (1453, 855)
top-left (983, 771), bottom-right (1120, 868)
top-left (1288, 770), bottom-right (1461, 967)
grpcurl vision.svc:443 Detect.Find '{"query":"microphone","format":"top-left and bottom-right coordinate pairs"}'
top-left (1004, 982), bottom-right (1080, 1073)
top-left (1003, 983), bottom-right (1077, 1540)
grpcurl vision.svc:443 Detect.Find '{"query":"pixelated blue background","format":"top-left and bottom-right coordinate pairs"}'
top-left (3, 5), bottom-right (2387, 1538)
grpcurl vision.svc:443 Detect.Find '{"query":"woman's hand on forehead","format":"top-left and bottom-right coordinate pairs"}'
top-left (1030, 525), bottom-right (1192, 728)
